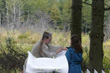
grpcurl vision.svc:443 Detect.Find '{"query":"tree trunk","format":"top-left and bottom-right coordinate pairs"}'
top-left (0, 14), bottom-right (1, 27)
top-left (89, 0), bottom-right (104, 73)
top-left (18, 6), bottom-right (21, 27)
top-left (6, 3), bottom-right (9, 29)
top-left (1, 0), bottom-right (6, 27)
top-left (26, 12), bottom-right (29, 25)
top-left (71, 0), bottom-right (82, 41)
top-left (13, 4), bottom-right (16, 30)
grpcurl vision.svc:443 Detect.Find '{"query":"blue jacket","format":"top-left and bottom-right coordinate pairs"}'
top-left (65, 47), bottom-right (83, 73)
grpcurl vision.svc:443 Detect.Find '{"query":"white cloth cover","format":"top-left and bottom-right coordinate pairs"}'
top-left (26, 51), bottom-right (68, 73)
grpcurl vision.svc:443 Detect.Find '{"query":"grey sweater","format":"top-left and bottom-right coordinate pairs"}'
top-left (24, 41), bottom-right (62, 69)
top-left (31, 41), bottom-right (62, 58)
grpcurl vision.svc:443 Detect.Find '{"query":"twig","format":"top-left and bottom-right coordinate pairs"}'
top-left (105, 7), bottom-right (110, 11)
top-left (82, 1), bottom-right (92, 6)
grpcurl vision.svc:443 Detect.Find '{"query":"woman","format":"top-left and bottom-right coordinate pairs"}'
top-left (65, 34), bottom-right (83, 73)
top-left (24, 31), bottom-right (67, 73)
top-left (31, 31), bottom-right (66, 58)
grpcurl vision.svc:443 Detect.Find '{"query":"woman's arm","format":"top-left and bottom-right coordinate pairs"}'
top-left (65, 50), bottom-right (71, 63)
top-left (42, 46), bottom-right (57, 58)
top-left (61, 48), bottom-right (68, 50)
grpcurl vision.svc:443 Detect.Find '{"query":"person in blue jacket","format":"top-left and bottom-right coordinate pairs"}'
top-left (65, 34), bottom-right (83, 73)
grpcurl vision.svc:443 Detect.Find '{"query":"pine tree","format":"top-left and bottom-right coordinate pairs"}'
top-left (62, 0), bottom-right (71, 25)
top-left (50, 4), bottom-right (61, 24)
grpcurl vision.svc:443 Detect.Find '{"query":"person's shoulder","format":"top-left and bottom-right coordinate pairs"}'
top-left (67, 47), bottom-right (74, 50)
top-left (33, 40), bottom-right (41, 46)
top-left (66, 47), bottom-right (75, 52)
top-left (35, 40), bottom-right (41, 44)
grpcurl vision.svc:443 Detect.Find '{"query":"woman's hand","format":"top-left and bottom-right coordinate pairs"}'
top-left (61, 48), bottom-right (68, 50)
top-left (56, 48), bottom-right (62, 54)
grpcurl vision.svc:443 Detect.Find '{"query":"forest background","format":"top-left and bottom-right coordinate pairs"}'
top-left (0, 0), bottom-right (110, 73)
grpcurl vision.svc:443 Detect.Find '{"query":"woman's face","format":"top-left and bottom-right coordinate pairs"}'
top-left (44, 36), bottom-right (52, 44)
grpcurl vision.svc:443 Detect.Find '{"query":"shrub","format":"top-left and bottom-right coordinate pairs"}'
top-left (0, 37), bottom-right (27, 73)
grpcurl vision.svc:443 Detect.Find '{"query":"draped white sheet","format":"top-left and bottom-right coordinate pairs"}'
top-left (26, 51), bottom-right (68, 73)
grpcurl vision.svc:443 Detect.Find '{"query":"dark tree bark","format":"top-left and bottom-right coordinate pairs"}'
top-left (1, 0), bottom-right (6, 26)
top-left (71, 0), bottom-right (82, 41)
top-left (89, 0), bottom-right (104, 73)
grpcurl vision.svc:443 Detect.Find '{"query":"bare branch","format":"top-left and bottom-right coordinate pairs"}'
top-left (82, 0), bottom-right (92, 6)
top-left (105, 7), bottom-right (110, 11)
top-left (82, 2), bottom-right (92, 6)
top-left (82, 1), bottom-right (110, 11)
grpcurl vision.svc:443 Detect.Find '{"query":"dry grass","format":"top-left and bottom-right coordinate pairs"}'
top-left (0, 29), bottom-right (110, 72)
